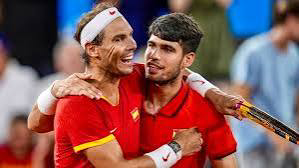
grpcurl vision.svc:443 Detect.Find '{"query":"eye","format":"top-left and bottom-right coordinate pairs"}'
top-left (114, 38), bottom-right (121, 42)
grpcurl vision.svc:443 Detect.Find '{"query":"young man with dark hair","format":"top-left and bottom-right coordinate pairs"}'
top-left (141, 13), bottom-right (237, 167)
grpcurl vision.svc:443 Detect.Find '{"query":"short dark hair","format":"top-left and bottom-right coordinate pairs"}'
top-left (148, 13), bottom-right (204, 54)
top-left (74, 2), bottom-right (114, 65)
top-left (274, 0), bottom-right (299, 24)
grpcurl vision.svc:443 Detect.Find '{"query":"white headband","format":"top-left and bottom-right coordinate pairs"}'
top-left (80, 7), bottom-right (123, 49)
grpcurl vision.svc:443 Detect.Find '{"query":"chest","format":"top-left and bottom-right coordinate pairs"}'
top-left (98, 86), bottom-right (143, 159)
top-left (140, 108), bottom-right (200, 150)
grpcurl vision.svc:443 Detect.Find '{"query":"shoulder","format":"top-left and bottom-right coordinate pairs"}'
top-left (235, 34), bottom-right (271, 58)
top-left (57, 95), bottom-right (93, 108)
top-left (187, 89), bottom-right (226, 129)
top-left (121, 63), bottom-right (146, 89)
top-left (56, 96), bottom-right (97, 117)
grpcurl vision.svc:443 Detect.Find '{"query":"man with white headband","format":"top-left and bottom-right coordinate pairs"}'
top-left (28, 2), bottom-right (242, 168)
top-left (30, 3), bottom-right (202, 168)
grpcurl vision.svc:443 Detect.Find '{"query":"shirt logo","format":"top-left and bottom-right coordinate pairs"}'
top-left (191, 80), bottom-right (205, 85)
top-left (162, 152), bottom-right (170, 162)
top-left (131, 108), bottom-right (139, 122)
top-left (109, 11), bottom-right (116, 15)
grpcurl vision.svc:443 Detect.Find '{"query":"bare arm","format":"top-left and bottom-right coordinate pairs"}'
top-left (28, 104), bottom-right (55, 133)
top-left (85, 128), bottom-right (202, 168)
top-left (211, 154), bottom-right (237, 168)
top-left (28, 73), bottom-right (102, 133)
top-left (85, 140), bottom-right (155, 168)
top-left (184, 69), bottom-right (244, 119)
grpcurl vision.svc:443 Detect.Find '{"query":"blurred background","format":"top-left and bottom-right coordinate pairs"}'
top-left (0, 0), bottom-right (298, 167)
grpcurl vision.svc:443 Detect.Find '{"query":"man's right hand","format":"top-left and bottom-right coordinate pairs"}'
top-left (51, 73), bottom-right (102, 99)
top-left (173, 127), bottom-right (203, 156)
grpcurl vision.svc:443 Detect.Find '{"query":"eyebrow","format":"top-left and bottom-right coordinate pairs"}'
top-left (112, 30), bottom-right (133, 40)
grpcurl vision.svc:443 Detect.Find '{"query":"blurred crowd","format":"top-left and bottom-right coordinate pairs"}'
top-left (0, 0), bottom-right (298, 167)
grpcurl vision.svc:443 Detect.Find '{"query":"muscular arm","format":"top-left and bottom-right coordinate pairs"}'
top-left (28, 104), bottom-right (55, 133)
top-left (211, 154), bottom-right (237, 168)
top-left (85, 140), bottom-right (155, 168)
top-left (184, 69), bottom-right (243, 119)
top-left (27, 73), bottom-right (102, 133)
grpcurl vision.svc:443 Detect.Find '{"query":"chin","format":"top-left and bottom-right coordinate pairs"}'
top-left (119, 67), bottom-right (134, 76)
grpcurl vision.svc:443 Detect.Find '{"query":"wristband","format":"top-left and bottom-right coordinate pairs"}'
top-left (186, 72), bottom-right (218, 97)
top-left (145, 142), bottom-right (182, 168)
top-left (37, 82), bottom-right (58, 115)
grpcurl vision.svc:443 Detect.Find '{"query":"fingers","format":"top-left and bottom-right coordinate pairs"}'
top-left (225, 108), bottom-right (243, 120)
top-left (74, 73), bottom-right (92, 80)
top-left (53, 73), bottom-right (103, 99)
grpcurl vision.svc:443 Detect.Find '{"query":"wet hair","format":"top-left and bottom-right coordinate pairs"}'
top-left (74, 2), bottom-right (114, 65)
top-left (148, 13), bottom-right (204, 54)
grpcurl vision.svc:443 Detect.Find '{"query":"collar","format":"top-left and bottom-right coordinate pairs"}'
top-left (148, 81), bottom-right (189, 117)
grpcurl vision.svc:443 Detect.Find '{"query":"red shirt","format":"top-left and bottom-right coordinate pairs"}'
top-left (54, 64), bottom-right (145, 168)
top-left (140, 82), bottom-right (237, 168)
top-left (0, 144), bottom-right (33, 168)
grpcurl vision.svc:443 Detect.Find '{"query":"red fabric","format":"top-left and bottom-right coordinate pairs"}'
top-left (140, 82), bottom-right (237, 168)
top-left (54, 64), bottom-right (145, 168)
top-left (0, 144), bottom-right (33, 168)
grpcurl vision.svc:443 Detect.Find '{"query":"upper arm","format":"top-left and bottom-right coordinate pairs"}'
top-left (211, 154), bottom-right (237, 168)
top-left (84, 139), bottom-right (155, 168)
top-left (57, 98), bottom-right (114, 153)
top-left (201, 104), bottom-right (237, 160)
top-left (84, 140), bottom-right (126, 168)
top-left (28, 103), bottom-right (55, 133)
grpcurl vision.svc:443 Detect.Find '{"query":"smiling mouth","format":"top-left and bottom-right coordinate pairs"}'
top-left (121, 55), bottom-right (133, 64)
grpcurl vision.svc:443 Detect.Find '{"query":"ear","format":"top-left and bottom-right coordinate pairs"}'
top-left (85, 43), bottom-right (101, 59)
top-left (182, 52), bottom-right (195, 68)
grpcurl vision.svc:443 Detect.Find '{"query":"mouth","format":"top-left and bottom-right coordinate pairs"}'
top-left (120, 53), bottom-right (133, 65)
top-left (146, 62), bottom-right (163, 74)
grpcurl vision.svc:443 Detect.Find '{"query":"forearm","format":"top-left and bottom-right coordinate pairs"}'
top-left (185, 69), bottom-right (218, 97)
top-left (211, 154), bottom-right (237, 168)
top-left (28, 104), bottom-right (55, 133)
top-left (93, 155), bottom-right (155, 168)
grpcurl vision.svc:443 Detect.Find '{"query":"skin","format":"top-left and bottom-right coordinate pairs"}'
top-left (143, 35), bottom-right (237, 168)
top-left (30, 17), bottom-right (202, 168)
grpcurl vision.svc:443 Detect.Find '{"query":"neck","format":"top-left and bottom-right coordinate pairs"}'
top-left (151, 74), bottom-right (183, 112)
top-left (270, 25), bottom-right (291, 51)
top-left (86, 65), bottom-right (120, 104)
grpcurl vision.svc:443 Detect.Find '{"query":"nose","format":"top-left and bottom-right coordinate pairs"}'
top-left (148, 48), bottom-right (159, 60)
top-left (127, 36), bottom-right (137, 52)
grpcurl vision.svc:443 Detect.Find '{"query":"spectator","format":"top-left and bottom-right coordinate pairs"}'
top-left (0, 33), bottom-right (37, 141)
top-left (35, 38), bottom-right (84, 95)
top-left (230, 0), bottom-right (299, 167)
top-left (0, 114), bottom-right (34, 168)
top-left (190, 0), bottom-right (235, 78)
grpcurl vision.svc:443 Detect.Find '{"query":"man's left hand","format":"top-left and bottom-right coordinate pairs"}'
top-left (206, 88), bottom-right (244, 120)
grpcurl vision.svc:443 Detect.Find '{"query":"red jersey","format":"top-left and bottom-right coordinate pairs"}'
top-left (54, 64), bottom-right (145, 168)
top-left (140, 82), bottom-right (237, 168)
top-left (0, 144), bottom-right (33, 168)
